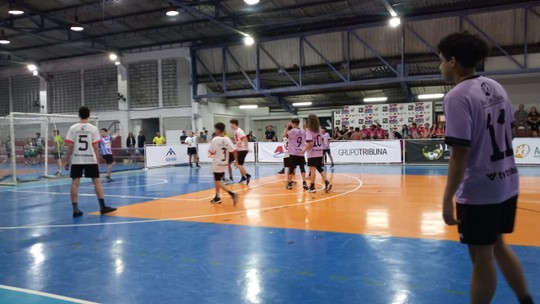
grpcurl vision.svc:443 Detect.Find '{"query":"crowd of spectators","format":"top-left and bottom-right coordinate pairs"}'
top-left (514, 104), bottom-right (539, 137)
top-left (332, 123), bottom-right (446, 141)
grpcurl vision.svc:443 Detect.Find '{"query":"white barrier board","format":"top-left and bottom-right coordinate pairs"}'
top-left (331, 140), bottom-right (402, 164)
top-left (197, 142), bottom-right (256, 163)
top-left (145, 145), bottom-right (188, 168)
top-left (258, 142), bottom-right (285, 163)
top-left (513, 138), bottom-right (540, 165)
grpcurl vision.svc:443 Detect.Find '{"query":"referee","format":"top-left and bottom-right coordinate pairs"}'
top-left (185, 131), bottom-right (200, 168)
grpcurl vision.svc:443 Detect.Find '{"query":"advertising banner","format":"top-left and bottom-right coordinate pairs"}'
top-left (404, 140), bottom-right (450, 164)
top-left (197, 142), bottom-right (256, 163)
top-left (145, 144), bottom-right (187, 168)
top-left (331, 140), bottom-right (402, 164)
top-left (258, 142), bottom-right (285, 163)
top-left (513, 138), bottom-right (540, 165)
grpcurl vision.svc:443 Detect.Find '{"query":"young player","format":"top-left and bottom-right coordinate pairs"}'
top-left (64, 107), bottom-right (116, 217)
top-left (208, 122), bottom-right (239, 205)
top-left (286, 118), bottom-right (308, 190)
top-left (99, 128), bottom-right (119, 183)
top-left (185, 131), bottom-right (200, 168)
top-left (230, 119), bottom-right (252, 185)
top-left (278, 123), bottom-right (293, 175)
top-left (52, 129), bottom-right (64, 176)
top-left (439, 32), bottom-right (533, 304)
top-left (303, 114), bottom-right (332, 193)
top-left (321, 127), bottom-right (335, 167)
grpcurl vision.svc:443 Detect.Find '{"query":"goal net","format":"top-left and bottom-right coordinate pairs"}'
top-left (0, 112), bottom-right (98, 185)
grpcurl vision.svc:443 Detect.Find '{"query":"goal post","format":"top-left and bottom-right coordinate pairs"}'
top-left (0, 112), bottom-right (98, 185)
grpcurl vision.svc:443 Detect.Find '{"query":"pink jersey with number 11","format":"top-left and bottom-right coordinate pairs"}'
top-left (287, 127), bottom-right (306, 157)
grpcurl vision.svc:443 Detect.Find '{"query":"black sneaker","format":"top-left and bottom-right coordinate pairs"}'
top-left (308, 187), bottom-right (316, 193)
top-left (231, 193), bottom-right (238, 206)
top-left (246, 174), bottom-right (251, 186)
top-left (196, 164), bottom-right (200, 168)
top-left (100, 206), bottom-right (117, 215)
top-left (238, 176), bottom-right (247, 184)
top-left (325, 180), bottom-right (332, 193)
top-left (331, 163), bottom-right (335, 168)
top-left (73, 210), bottom-right (83, 218)
top-left (303, 181), bottom-right (309, 190)
top-left (278, 169), bottom-right (285, 174)
top-left (210, 196), bottom-right (222, 204)
top-left (286, 182), bottom-right (293, 190)
top-left (189, 163), bottom-right (193, 168)
top-left (106, 177), bottom-right (114, 183)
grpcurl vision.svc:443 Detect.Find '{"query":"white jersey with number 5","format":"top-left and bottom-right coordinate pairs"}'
top-left (65, 123), bottom-right (101, 165)
top-left (208, 136), bottom-right (236, 173)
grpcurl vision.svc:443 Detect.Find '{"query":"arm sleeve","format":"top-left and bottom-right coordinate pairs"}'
top-left (444, 95), bottom-right (472, 147)
top-left (226, 139), bottom-right (236, 152)
top-left (208, 140), bottom-right (216, 154)
top-left (93, 130), bottom-right (101, 144)
top-left (65, 127), bottom-right (74, 143)
top-left (237, 129), bottom-right (246, 140)
top-left (305, 131), bottom-right (313, 142)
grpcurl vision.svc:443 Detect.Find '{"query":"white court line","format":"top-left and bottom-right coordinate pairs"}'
top-left (0, 284), bottom-right (98, 304)
top-left (80, 178), bottom-right (168, 189)
top-left (0, 174), bottom-right (362, 230)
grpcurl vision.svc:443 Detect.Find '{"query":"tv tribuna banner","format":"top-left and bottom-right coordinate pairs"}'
top-left (333, 102), bottom-right (434, 131)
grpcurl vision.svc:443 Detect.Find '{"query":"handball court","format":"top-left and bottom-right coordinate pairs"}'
top-left (0, 164), bottom-right (538, 304)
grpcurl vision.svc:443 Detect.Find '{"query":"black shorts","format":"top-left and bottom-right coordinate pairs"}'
top-left (236, 150), bottom-right (248, 165)
top-left (213, 172), bottom-right (225, 181)
top-left (187, 147), bottom-right (198, 155)
top-left (102, 154), bottom-right (114, 164)
top-left (70, 164), bottom-right (100, 179)
top-left (456, 195), bottom-right (518, 245)
top-left (289, 155), bottom-right (305, 169)
top-left (283, 157), bottom-right (290, 168)
top-left (308, 157), bottom-right (324, 167)
top-left (323, 149), bottom-right (331, 156)
top-left (53, 152), bottom-right (62, 160)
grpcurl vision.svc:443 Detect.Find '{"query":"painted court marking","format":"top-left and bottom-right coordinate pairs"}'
top-left (79, 178), bottom-right (169, 189)
top-left (0, 284), bottom-right (98, 304)
top-left (0, 174), bottom-right (362, 230)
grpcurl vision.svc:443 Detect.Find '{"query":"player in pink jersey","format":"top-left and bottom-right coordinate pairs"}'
top-left (302, 114), bottom-right (332, 193)
top-left (286, 118), bottom-right (308, 190)
top-left (439, 32), bottom-right (533, 304)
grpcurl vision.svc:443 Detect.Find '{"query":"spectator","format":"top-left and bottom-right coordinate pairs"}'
top-left (343, 127), bottom-right (354, 140)
top-left (333, 127), bottom-right (343, 140)
top-left (247, 131), bottom-right (257, 142)
top-left (514, 104), bottom-right (528, 128)
top-left (435, 124), bottom-right (446, 138)
top-left (180, 130), bottom-right (188, 144)
top-left (137, 130), bottom-right (146, 159)
top-left (204, 130), bottom-right (209, 140)
top-left (361, 125), bottom-right (370, 139)
top-left (126, 132), bottom-right (136, 163)
top-left (153, 131), bottom-right (166, 145)
top-left (340, 126), bottom-right (348, 138)
top-left (528, 106), bottom-right (540, 137)
top-left (375, 124), bottom-right (386, 139)
top-left (350, 127), bottom-right (362, 140)
top-left (265, 126), bottom-right (276, 142)
top-left (401, 125), bottom-right (410, 139)
top-left (367, 125), bottom-right (376, 140)
top-left (272, 135), bottom-right (278, 142)
top-left (421, 123), bottom-right (431, 138)
top-left (198, 131), bottom-right (206, 143)
top-left (409, 123), bottom-right (420, 139)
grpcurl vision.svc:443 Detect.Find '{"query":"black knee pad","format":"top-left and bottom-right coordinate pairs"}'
top-left (299, 165), bottom-right (306, 173)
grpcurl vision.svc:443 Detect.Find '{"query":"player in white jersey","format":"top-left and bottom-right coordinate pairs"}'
top-left (278, 123), bottom-right (292, 175)
top-left (64, 107), bottom-right (116, 217)
top-left (185, 131), bottom-right (200, 168)
top-left (230, 119), bottom-right (252, 185)
top-left (208, 122), bottom-right (239, 205)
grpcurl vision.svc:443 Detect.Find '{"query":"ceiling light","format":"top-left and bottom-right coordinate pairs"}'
top-left (244, 0), bottom-right (260, 5)
top-left (239, 105), bottom-right (258, 109)
top-left (292, 102), bottom-right (312, 107)
top-left (8, 6), bottom-right (24, 15)
top-left (70, 15), bottom-right (84, 31)
top-left (243, 35), bottom-right (255, 46)
top-left (27, 64), bottom-right (37, 72)
top-left (109, 53), bottom-right (118, 61)
top-left (0, 30), bottom-right (9, 44)
top-left (166, 5), bottom-right (179, 16)
top-left (389, 17), bottom-right (401, 27)
top-left (32, 71), bottom-right (38, 76)
top-left (417, 93), bottom-right (445, 100)
top-left (363, 97), bottom-right (388, 103)
top-left (114, 61), bottom-right (121, 66)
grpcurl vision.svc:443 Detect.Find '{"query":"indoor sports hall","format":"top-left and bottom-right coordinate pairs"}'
top-left (0, 1), bottom-right (539, 304)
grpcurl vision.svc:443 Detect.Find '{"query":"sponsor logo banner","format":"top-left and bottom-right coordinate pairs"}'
top-left (512, 138), bottom-right (540, 165)
top-left (197, 142), bottom-right (256, 163)
top-left (331, 140), bottom-right (402, 164)
top-left (405, 140), bottom-right (450, 164)
top-left (258, 142), bottom-right (285, 163)
top-left (145, 145), bottom-right (187, 168)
